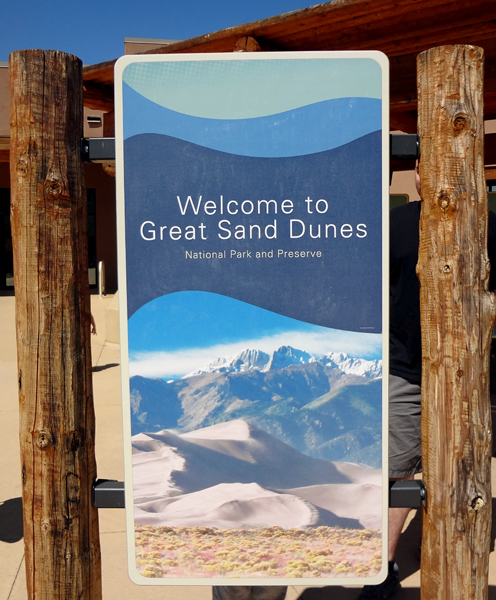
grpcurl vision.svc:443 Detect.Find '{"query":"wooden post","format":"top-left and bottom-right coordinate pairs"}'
top-left (9, 50), bottom-right (102, 599)
top-left (417, 45), bottom-right (495, 600)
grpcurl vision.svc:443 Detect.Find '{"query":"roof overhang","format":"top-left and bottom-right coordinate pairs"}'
top-left (82, 0), bottom-right (496, 134)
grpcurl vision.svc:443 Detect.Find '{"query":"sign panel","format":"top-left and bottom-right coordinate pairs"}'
top-left (115, 51), bottom-right (389, 586)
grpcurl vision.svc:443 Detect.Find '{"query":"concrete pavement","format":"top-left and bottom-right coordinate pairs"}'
top-left (1, 293), bottom-right (496, 599)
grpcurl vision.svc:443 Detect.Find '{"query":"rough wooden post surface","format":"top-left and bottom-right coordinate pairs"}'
top-left (9, 49), bottom-right (102, 599)
top-left (417, 45), bottom-right (494, 600)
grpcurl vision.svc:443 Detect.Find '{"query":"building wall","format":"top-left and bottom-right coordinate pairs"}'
top-left (390, 169), bottom-right (419, 203)
top-left (85, 164), bottom-right (118, 292)
top-left (124, 38), bottom-right (178, 55)
top-left (0, 61), bottom-right (118, 293)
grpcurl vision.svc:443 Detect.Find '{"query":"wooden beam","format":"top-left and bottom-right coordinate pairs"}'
top-left (390, 109), bottom-right (418, 134)
top-left (0, 137), bottom-right (9, 162)
top-left (417, 44), bottom-right (494, 600)
top-left (135, 0), bottom-right (495, 56)
top-left (233, 36), bottom-right (262, 52)
top-left (485, 167), bottom-right (496, 180)
top-left (10, 49), bottom-right (102, 600)
top-left (81, 0), bottom-right (496, 113)
top-left (281, 5), bottom-right (496, 54)
top-left (82, 82), bottom-right (114, 112)
top-left (82, 58), bottom-right (117, 86)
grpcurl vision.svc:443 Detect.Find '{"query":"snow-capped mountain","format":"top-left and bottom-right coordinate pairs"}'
top-left (320, 352), bottom-right (382, 379)
top-left (267, 345), bottom-right (315, 371)
top-left (185, 348), bottom-right (271, 377)
top-left (185, 345), bottom-right (381, 380)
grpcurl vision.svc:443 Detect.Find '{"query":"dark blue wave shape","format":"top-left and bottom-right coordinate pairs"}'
top-left (123, 82), bottom-right (382, 158)
top-left (123, 130), bottom-right (383, 333)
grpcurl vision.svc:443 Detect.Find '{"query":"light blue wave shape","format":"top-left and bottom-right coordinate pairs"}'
top-left (122, 58), bottom-right (383, 120)
top-left (123, 83), bottom-right (381, 158)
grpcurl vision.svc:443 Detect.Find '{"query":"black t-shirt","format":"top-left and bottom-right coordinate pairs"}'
top-left (389, 202), bottom-right (496, 386)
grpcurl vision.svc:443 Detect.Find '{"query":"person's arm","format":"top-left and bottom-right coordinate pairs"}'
top-left (90, 313), bottom-right (97, 335)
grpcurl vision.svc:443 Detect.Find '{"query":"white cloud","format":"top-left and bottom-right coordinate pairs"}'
top-left (128, 328), bottom-right (382, 379)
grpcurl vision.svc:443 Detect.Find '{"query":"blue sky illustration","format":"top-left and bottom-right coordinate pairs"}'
top-left (123, 84), bottom-right (381, 157)
top-left (128, 291), bottom-right (382, 379)
top-left (122, 58), bottom-right (382, 120)
top-left (121, 57), bottom-right (383, 157)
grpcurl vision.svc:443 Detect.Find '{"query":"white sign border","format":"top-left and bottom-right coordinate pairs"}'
top-left (114, 49), bottom-right (390, 587)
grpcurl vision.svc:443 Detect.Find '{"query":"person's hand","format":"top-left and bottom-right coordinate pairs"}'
top-left (90, 314), bottom-right (97, 335)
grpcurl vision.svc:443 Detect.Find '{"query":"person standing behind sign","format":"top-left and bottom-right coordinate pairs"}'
top-left (212, 585), bottom-right (287, 600)
top-left (356, 164), bottom-right (496, 599)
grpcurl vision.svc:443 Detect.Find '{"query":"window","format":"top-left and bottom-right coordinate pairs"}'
top-left (390, 194), bottom-right (408, 210)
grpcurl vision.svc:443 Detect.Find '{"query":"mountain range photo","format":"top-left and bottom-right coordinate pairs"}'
top-left (128, 343), bottom-right (385, 579)
top-left (130, 345), bottom-right (383, 468)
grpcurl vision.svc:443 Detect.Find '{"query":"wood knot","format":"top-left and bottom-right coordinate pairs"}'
top-left (36, 430), bottom-right (53, 450)
top-left (17, 156), bottom-right (28, 175)
top-left (470, 496), bottom-right (485, 511)
top-left (438, 193), bottom-right (450, 209)
top-left (453, 113), bottom-right (468, 134)
top-left (45, 179), bottom-right (63, 196)
top-left (68, 430), bottom-right (80, 452)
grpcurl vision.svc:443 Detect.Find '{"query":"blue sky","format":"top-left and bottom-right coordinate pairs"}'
top-left (127, 292), bottom-right (382, 379)
top-left (1, 0), bottom-right (322, 66)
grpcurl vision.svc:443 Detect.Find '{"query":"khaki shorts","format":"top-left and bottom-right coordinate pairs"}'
top-left (389, 374), bottom-right (422, 478)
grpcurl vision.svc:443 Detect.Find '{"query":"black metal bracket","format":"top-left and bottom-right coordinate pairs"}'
top-left (92, 478), bottom-right (426, 509)
top-left (390, 134), bottom-right (420, 161)
top-left (81, 135), bottom-right (420, 164)
top-left (81, 138), bottom-right (116, 163)
top-left (389, 479), bottom-right (426, 508)
top-left (92, 479), bottom-right (125, 508)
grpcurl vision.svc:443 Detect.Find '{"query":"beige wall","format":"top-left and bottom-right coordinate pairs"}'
top-left (84, 108), bottom-right (104, 138)
top-left (486, 120), bottom-right (496, 135)
top-left (124, 38), bottom-right (178, 55)
top-left (390, 169), bottom-right (419, 202)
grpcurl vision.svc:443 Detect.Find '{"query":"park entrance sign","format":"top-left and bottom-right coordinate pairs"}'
top-left (115, 51), bottom-right (389, 586)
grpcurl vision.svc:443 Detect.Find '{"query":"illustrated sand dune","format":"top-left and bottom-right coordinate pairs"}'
top-left (135, 482), bottom-right (319, 529)
top-left (283, 483), bottom-right (382, 530)
top-left (132, 419), bottom-right (383, 530)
